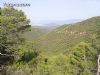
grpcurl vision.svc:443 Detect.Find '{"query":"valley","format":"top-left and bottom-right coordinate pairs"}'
top-left (0, 7), bottom-right (100, 75)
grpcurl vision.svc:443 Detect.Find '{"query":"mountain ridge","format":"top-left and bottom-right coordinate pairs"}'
top-left (37, 16), bottom-right (100, 55)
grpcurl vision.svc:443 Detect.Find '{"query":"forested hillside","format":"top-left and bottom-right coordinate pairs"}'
top-left (0, 7), bottom-right (100, 75)
top-left (38, 16), bottom-right (100, 55)
top-left (21, 26), bottom-right (50, 40)
top-left (22, 25), bottom-right (59, 40)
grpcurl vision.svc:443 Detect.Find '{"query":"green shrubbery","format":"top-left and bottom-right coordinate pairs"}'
top-left (0, 7), bottom-right (100, 75)
top-left (9, 42), bottom-right (98, 75)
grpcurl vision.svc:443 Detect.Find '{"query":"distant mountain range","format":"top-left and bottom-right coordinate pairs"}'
top-left (31, 19), bottom-right (83, 26)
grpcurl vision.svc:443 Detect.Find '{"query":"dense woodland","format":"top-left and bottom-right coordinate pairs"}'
top-left (0, 7), bottom-right (100, 75)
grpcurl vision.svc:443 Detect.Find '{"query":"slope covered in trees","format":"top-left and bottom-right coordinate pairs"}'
top-left (37, 16), bottom-right (100, 55)
top-left (0, 7), bottom-right (100, 75)
top-left (22, 26), bottom-right (53, 41)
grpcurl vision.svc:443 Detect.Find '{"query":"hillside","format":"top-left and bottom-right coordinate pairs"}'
top-left (21, 26), bottom-right (52, 40)
top-left (1, 6), bottom-right (100, 75)
top-left (37, 16), bottom-right (100, 55)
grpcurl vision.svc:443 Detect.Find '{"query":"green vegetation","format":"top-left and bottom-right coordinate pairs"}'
top-left (37, 16), bottom-right (100, 55)
top-left (22, 26), bottom-right (51, 41)
top-left (0, 7), bottom-right (100, 75)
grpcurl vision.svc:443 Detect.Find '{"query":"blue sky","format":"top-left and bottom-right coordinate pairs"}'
top-left (0, 0), bottom-right (100, 25)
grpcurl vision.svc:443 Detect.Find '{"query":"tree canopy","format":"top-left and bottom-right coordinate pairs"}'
top-left (0, 7), bottom-right (31, 55)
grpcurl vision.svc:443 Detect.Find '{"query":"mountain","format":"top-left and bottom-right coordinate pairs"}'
top-left (31, 19), bottom-right (82, 26)
top-left (24, 19), bottom-right (83, 41)
top-left (22, 25), bottom-right (58, 41)
top-left (37, 16), bottom-right (100, 55)
top-left (25, 19), bottom-right (83, 41)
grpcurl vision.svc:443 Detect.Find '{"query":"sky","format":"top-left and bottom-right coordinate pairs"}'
top-left (0, 0), bottom-right (100, 25)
